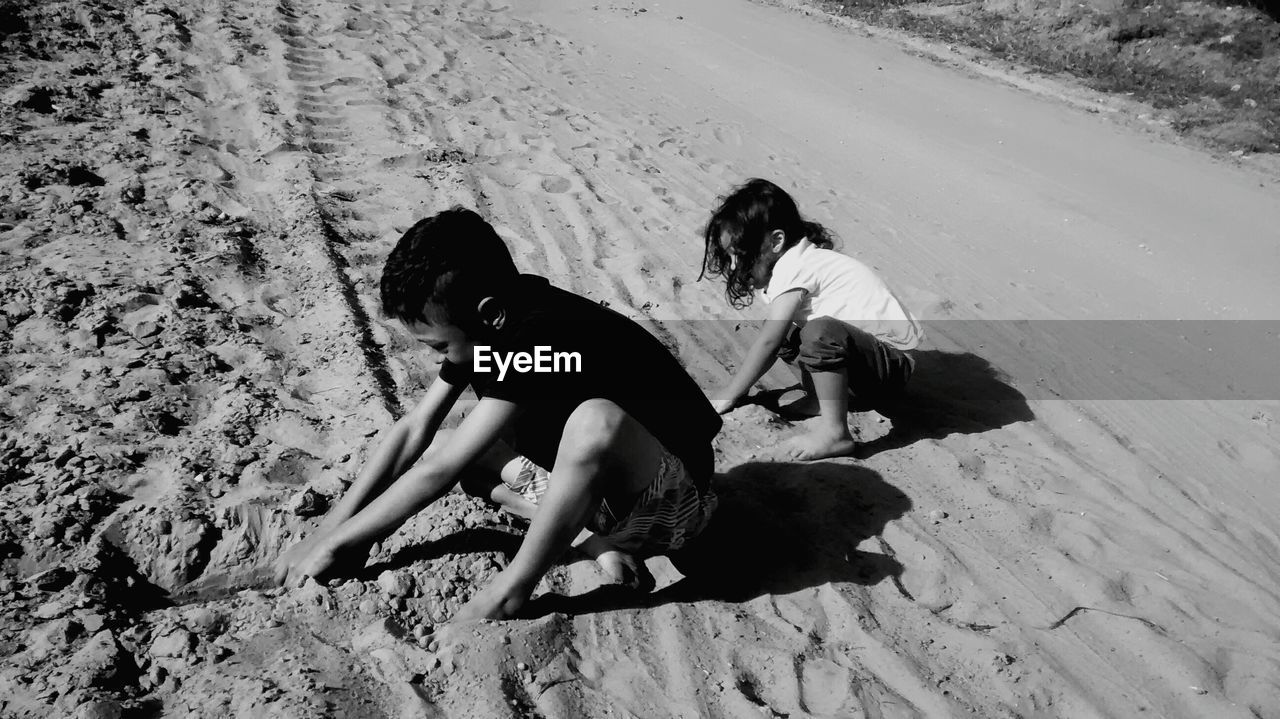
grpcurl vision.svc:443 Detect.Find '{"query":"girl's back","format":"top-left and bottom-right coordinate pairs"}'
top-left (761, 238), bottom-right (922, 351)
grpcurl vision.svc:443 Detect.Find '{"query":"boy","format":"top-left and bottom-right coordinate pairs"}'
top-left (274, 207), bottom-right (722, 621)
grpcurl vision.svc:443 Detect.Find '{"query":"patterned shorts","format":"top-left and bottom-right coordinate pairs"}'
top-left (504, 447), bottom-right (717, 555)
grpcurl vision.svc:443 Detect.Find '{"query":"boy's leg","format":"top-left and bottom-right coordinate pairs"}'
top-left (460, 441), bottom-right (643, 585)
top-left (455, 437), bottom-right (539, 520)
top-left (453, 399), bottom-right (665, 621)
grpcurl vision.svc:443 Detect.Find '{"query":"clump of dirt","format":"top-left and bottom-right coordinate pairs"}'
top-left (821, 0), bottom-right (1280, 153)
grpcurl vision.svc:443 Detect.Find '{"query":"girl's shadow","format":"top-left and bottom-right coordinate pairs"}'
top-left (750, 349), bottom-right (1033, 459)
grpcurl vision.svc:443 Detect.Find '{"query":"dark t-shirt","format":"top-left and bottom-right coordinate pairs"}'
top-left (439, 275), bottom-right (721, 486)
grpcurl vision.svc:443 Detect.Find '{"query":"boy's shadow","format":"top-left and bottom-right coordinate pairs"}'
top-left (524, 460), bottom-right (911, 616)
top-left (752, 350), bottom-right (1033, 459)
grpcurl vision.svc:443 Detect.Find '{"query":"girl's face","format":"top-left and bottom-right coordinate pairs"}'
top-left (721, 229), bottom-right (787, 290)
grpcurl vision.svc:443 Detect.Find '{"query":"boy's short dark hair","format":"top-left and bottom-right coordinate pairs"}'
top-left (380, 207), bottom-right (519, 327)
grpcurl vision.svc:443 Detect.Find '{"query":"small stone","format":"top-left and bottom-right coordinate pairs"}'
top-left (130, 320), bottom-right (161, 339)
top-left (377, 570), bottom-right (413, 599)
top-left (26, 566), bottom-right (75, 592)
top-left (74, 698), bottom-right (123, 719)
top-left (80, 612), bottom-right (106, 633)
top-left (358, 599), bottom-right (377, 615)
top-left (34, 596), bottom-right (74, 619)
top-left (66, 630), bottom-right (126, 689)
top-left (183, 607), bottom-right (224, 636)
top-left (288, 487), bottom-right (327, 517)
top-left (928, 510), bottom-right (948, 524)
top-left (27, 617), bottom-right (82, 657)
top-left (151, 628), bottom-right (196, 658)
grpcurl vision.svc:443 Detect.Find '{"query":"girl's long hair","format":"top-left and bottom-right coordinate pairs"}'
top-left (699, 178), bottom-right (834, 309)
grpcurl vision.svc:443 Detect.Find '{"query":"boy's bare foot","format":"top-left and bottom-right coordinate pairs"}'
top-left (579, 533), bottom-right (653, 591)
top-left (579, 534), bottom-right (653, 591)
top-left (782, 430), bottom-right (857, 461)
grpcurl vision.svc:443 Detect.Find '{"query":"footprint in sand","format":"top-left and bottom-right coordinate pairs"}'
top-left (260, 286), bottom-right (298, 318)
top-left (799, 657), bottom-right (854, 715)
top-left (541, 176), bottom-right (572, 193)
top-left (713, 124), bottom-right (743, 147)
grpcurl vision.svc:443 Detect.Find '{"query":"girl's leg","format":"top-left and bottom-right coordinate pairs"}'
top-left (779, 318), bottom-right (858, 459)
top-left (784, 366), bottom-right (858, 460)
top-left (770, 366), bottom-right (822, 418)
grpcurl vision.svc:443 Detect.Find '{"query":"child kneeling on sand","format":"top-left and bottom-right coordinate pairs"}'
top-left (275, 207), bottom-right (721, 621)
top-left (701, 178), bottom-right (922, 460)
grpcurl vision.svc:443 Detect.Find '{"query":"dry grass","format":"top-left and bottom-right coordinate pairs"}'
top-left (822, 0), bottom-right (1280, 152)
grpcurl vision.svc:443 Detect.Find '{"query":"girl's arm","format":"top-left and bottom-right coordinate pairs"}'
top-left (713, 289), bottom-right (806, 412)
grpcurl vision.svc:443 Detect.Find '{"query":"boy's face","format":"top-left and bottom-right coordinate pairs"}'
top-left (402, 317), bottom-right (477, 366)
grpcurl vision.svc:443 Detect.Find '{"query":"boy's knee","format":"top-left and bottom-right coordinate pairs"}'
top-left (560, 399), bottom-right (627, 461)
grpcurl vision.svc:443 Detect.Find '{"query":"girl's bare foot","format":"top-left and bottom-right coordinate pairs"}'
top-left (782, 430), bottom-right (857, 461)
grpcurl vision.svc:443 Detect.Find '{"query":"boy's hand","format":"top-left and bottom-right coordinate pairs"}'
top-left (279, 535), bottom-right (372, 587)
top-left (273, 535), bottom-right (321, 587)
top-left (288, 540), bottom-right (342, 586)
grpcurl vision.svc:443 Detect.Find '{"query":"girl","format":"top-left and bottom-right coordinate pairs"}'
top-left (700, 178), bottom-right (922, 460)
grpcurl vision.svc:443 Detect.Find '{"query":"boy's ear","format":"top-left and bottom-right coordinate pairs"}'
top-left (476, 296), bottom-right (506, 330)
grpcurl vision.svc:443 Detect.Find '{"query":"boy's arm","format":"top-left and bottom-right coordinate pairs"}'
top-left (318, 375), bottom-right (466, 532)
top-left (273, 375), bottom-right (464, 585)
top-left (714, 289), bottom-right (806, 412)
top-left (312, 395), bottom-right (521, 555)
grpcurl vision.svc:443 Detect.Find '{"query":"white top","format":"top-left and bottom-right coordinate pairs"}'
top-left (761, 238), bottom-right (923, 350)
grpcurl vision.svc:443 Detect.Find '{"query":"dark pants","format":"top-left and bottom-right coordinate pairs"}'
top-left (778, 317), bottom-right (914, 401)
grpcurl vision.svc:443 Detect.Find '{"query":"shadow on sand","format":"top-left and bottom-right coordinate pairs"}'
top-left (752, 349), bottom-right (1034, 459)
top-left (520, 460), bottom-right (912, 616)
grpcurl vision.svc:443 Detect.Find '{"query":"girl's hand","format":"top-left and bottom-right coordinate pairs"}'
top-left (712, 396), bottom-right (739, 415)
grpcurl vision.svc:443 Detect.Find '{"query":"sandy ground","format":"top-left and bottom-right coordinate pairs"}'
top-left (1, 0), bottom-right (1279, 717)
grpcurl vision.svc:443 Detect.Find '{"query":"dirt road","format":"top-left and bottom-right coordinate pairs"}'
top-left (2, 0), bottom-right (1277, 717)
